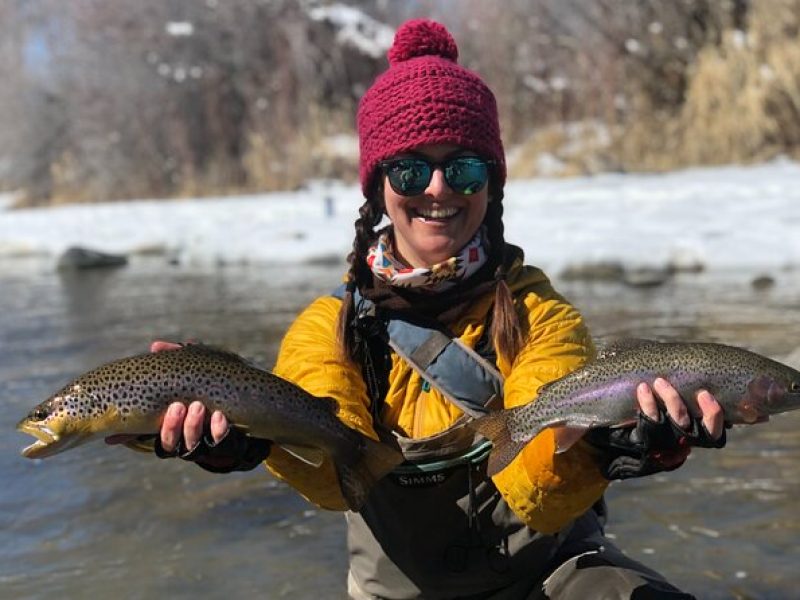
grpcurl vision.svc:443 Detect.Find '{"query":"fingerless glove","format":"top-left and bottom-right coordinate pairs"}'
top-left (584, 409), bottom-right (726, 480)
top-left (153, 427), bottom-right (272, 474)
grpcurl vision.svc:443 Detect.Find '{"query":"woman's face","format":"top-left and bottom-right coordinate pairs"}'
top-left (381, 144), bottom-right (490, 268)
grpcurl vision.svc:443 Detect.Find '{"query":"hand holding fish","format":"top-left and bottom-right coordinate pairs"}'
top-left (150, 340), bottom-right (228, 457)
top-left (105, 341), bottom-right (271, 473)
top-left (585, 378), bottom-right (726, 480)
top-left (638, 378), bottom-right (725, 441)
top-left (152, 398), bottom-right (272, 473)
top-left (150, 341), bottom-right (227, 455)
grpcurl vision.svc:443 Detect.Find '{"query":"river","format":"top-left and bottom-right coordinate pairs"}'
top-left (2, 258), bottom-right (798, 599)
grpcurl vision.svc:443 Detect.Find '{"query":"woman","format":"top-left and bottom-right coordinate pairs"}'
top-left (127, 20), bottom-right (726, 599)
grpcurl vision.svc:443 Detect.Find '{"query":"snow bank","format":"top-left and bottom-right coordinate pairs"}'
top-left (1, 161), bottom-right (798, 275)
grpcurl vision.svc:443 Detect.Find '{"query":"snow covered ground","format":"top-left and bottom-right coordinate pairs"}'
top-left (1, 159), bottom-right (798, 276)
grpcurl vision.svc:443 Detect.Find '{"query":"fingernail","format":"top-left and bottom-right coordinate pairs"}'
top-left (190, 402), bottom-right (203, 416)
top-left (168, 404), bottom-right (183, 417)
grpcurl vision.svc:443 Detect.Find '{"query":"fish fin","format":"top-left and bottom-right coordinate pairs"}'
top-left (121, 435), bottom-right (158, 453)
top-left (468, 411), bottom-right (529, 478)
top-left (280, 444), bottom-right (326, 467)
top-left (179, 343), bottom-right (268, 371)
top-left (336, 437), bottom-right (404, 511)
top-left (595, 337), bottom-right (659, 361)
top-left (740, 376), bottom-right (773, 423)
top-left (553, 426), bottom-right (590, 453)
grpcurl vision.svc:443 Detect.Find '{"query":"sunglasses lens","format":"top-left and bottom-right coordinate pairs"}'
top-left (444, 157), bottom-right (489, 195)
top-left (382, 156), bottom-right (491, 196)
top-left (384, 159), bottom-right (431, 196)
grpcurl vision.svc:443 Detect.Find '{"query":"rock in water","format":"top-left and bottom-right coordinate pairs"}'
top-left (57, 246), bottom-right (128, 270)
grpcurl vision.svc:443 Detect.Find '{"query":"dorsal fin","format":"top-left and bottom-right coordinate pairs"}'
top-left (595, 338), bottom-right (660, 361)
top-left (179, 343), bottom-right (267, 371)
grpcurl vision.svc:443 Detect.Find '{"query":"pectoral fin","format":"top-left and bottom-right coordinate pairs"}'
top-left (280, 444), bottom-right (326, 467)
top-left (740, 375), bottom-right (773, 424)
top-left (553, 426), bottom-right (590, 453)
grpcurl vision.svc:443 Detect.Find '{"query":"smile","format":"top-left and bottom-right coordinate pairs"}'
top-left (413, 206), bottom-right (460, 219)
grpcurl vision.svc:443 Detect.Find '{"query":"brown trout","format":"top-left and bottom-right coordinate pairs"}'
top-left (470, 339), bottom-right (800, 477)
top-left (17, 344), bottom-right (403, 510)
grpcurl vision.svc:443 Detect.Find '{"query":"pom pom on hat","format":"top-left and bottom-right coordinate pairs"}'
top-left (357, 19), bottom-right (506, 199)
top-left (388, 19), bottom-right (458, 65)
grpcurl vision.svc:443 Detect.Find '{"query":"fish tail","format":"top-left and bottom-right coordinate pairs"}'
top-left (336, 437), bottom-right (404, 511)
top-left (469, 411), bottom-right (528, 478)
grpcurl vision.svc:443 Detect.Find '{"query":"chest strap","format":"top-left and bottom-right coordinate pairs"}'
top-left (332, 285), bottom-right (504, 418)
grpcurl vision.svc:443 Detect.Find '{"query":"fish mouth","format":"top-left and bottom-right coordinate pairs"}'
top-left (17, 421), bottom-right (81, 459)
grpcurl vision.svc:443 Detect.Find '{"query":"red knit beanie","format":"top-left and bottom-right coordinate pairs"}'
top-left (357, 19), bottom-right (506, 199)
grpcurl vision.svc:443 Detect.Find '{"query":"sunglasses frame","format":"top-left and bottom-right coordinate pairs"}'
top-left (378, 156), bottom-right (496, 197)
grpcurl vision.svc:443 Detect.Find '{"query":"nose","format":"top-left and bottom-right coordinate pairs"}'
top-left (423, 166), bottom-right (449, 197)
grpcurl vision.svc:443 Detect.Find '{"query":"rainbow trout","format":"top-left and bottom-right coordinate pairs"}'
top-left (470, 339), bottom-right (800, 477)
top-left (17, 344), bottom-right (403, 510)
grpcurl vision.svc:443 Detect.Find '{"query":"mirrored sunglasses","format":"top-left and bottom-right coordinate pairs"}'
top-left (379, 156), bottom-right (494, 197)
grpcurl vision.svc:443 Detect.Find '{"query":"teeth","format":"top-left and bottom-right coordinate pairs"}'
top-left (416, 207), bottom-right (459, 219)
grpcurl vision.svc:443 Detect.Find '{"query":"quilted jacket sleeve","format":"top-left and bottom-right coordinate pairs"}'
top-left (491, 276), bottom-right (609, 534)
top-left (266, 296), bottom-right (375, 510)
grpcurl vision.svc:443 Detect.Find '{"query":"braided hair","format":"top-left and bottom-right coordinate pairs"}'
top-left (336, 189), bottom-right (383, 361)
top-left (483, 191), bottom-right (526, 364)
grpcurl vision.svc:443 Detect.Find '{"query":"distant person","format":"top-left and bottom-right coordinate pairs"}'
top-left (114, 19), bottom-right (725, 599)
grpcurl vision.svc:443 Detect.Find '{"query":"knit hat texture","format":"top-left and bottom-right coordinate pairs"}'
top-left (357, 19), bottom-right (506, 199)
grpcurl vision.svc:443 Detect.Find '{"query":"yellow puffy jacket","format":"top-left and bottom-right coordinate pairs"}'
top-left (267, 256), bottom-right (608, 534)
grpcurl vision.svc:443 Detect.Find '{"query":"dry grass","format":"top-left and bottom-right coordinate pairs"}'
top-left (610, 0), bottom-right (800, 172)
top-left (243, 105), bottom-right (357, 192)
top-left (677, 31), bottom-right (775, 165)
top-left (509, 122), bottom-right (618, 178)
top-left (20, 105), bottom-right (359, 206)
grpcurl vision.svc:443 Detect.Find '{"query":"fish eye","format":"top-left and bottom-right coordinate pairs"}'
top-left (791, 382), bottom-right (800, 392)
top-left (30, 407), bottom-right (49, 421)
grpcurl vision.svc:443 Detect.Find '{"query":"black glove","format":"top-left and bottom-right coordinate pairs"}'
top-left (584, 409), bottom-right (727, 480)
top-left (153, 426), bottom-right (272, 474)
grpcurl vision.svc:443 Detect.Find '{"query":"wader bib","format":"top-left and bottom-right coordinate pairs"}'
top-left (336, 288), bottom-right (604, 599)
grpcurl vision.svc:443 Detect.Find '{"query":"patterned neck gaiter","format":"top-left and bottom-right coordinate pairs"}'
top-left (366, 227), bottom-right (489, 292)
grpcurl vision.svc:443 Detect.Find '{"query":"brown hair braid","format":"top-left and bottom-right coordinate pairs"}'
top-left (336, 193), bottom-right (383, 361)
top-left (484, 197), bottom-right (526, 364)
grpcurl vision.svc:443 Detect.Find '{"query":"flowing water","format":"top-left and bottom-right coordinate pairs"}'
top-left (2, 259), bottom-right (799, 599)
